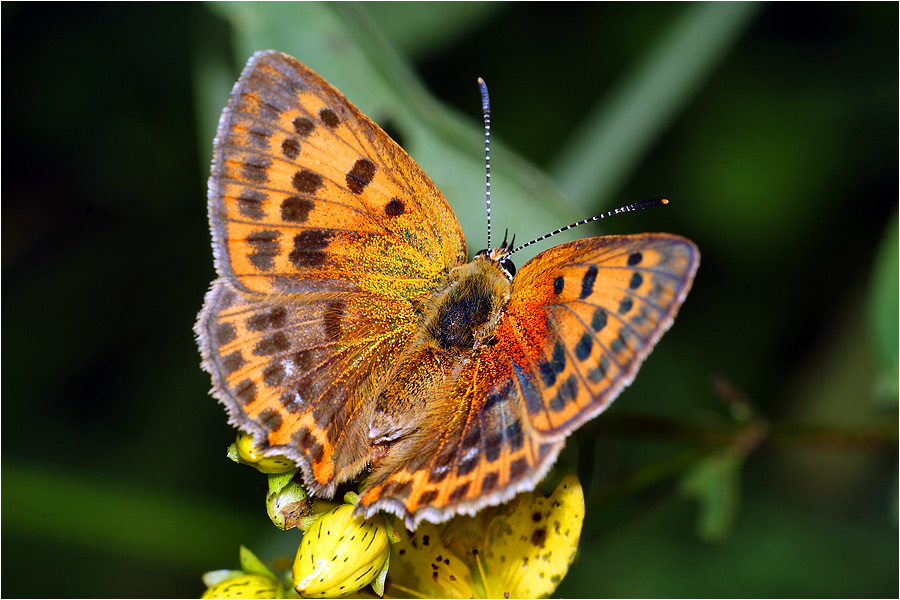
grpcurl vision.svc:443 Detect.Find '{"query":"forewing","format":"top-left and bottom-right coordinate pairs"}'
top-left (208, 50), bottom-right (466, 297)
top-left (505, 234), bottom-right (699, 436)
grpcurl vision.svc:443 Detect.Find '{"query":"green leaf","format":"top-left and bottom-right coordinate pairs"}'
top-left (680, 451), bottom-right (742, 542)
top-left (266, 469), bottom-right (300, 495)
top-left (866, 211), bottom-right (899, 403)
top-left (239, 545), bottom-right (277, 579)
top-left (226, 442), bottom-right (241, 464)
top-left (370, 552), bottom-right (389, 597)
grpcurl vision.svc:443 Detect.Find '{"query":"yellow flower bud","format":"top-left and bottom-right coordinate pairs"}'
top-left (201, 573), bottom-right (280, 599)
top-left (293, 504), bottom-right (391, 598)
top-left (234, 431), bottom-right (296, 473)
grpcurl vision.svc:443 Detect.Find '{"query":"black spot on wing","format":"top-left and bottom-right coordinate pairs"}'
top-left (538, 341), bottom-right (566, 387)
top-left (580, 265), bottom-right (598, 299)
top-left (246, 230), bottom-right (281, 271)
top-left (346, 159), bottom-right (376, 194)
top-left (384, 197), bottom-right (405, 217)
top-left (293, 117), bottom-right (314, 136)
top-left (223, 351), bottom-right (245, 374)
top-left (281, 196), bottom-right (314, 223)
top-left (237, 188), bottom-right (267, 220)
top-left (574, 333), bottom-right (593, 361)
top-left (319, 108), bottom-right (340, 129)
top-left (292, 169), bottom-right (323, 194)
top-left (246, 306), bottom-right (287, 332)
top-left (288, 230), bottom-right (332, 268)
top-left (281, 138), bottom-right (300, 159)
top-left (553, 276), bottom-right (564, 295)
top-left (242, 156), bottom-right (270, 183)
top-left (216, 323), bottom-right (237, 345)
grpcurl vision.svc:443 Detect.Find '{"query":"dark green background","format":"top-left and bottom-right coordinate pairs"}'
top-left (3, 3), bottom-right (897, 597)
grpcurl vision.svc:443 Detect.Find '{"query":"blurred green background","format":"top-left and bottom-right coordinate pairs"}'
top-left (3, 2), bottom-right (897, 597)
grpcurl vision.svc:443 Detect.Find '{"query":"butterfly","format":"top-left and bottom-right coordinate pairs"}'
top-left (195, 50), bottom-right (699, 531)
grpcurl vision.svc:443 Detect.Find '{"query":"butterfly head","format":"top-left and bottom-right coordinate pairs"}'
top-left (475, 229), bottom-right (517, 280)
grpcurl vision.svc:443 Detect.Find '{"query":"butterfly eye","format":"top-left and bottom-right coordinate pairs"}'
top-left (500, 257), bottom-right (517, 278)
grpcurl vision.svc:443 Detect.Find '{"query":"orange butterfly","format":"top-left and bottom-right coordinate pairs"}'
top-left (195, 50), bottom-right (699, 530)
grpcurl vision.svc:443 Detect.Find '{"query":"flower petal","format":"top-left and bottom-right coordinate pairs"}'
top-left (483, 475), bottom-right (584, 599)
top-left (387, 521), bottom-right (476, 599)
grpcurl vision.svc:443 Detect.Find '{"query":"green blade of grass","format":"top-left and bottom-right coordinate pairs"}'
top-left (550, 2), bottom-right (763, 208)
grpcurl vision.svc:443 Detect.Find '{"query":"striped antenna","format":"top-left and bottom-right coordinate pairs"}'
top-left (478, 77), bottom-right (492, 251)
top-left (509, 198), bottom-right (670, 255)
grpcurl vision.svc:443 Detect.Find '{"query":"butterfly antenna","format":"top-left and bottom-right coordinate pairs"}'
top-left (478, 77), bottom-right (492, 251)
top-left (510, 198), bottom-right (670, 255)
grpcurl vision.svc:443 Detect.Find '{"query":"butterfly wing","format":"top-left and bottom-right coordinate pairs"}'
top-left (198, 280), bottom-right (424, 495)
top-left (358, 234), bottom-right (698, 527)
top-left (196, 51), bottom-right (466, 494)
top-left (506, 234), bottom-right (700, 436)
top-left (207, 50), bottom-right (466, 296)
top-left (358, 347), bottom-right (566, 529)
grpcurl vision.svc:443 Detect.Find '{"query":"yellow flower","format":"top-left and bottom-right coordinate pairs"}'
top-left (387, 474), bottom-right (584, 599)
top-left (293, 503), bottom-right (392, 598)
top-left (385, 522), bottom-right (477, 599)
top-left (232, 431), bottom-right (297, 474)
